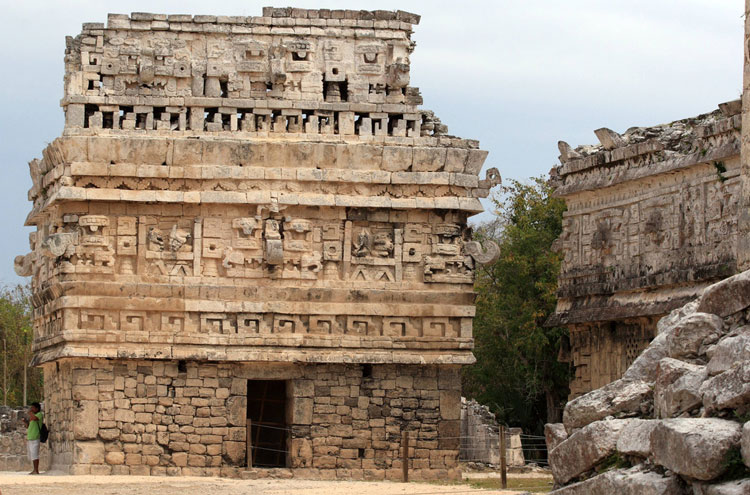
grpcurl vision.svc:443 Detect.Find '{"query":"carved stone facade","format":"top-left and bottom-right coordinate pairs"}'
top-left (15, 8), bottom-right (499, 478)
top-left (549, 101), bottom-right (742, 398)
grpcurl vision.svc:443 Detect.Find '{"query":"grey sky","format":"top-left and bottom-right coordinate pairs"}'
top-left (0, 0), bottom-right (743, 285)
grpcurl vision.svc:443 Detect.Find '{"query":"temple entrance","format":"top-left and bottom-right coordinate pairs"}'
top-left (246, 380), bottom-right (288, 467)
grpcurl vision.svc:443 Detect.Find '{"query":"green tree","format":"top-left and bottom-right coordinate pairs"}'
top-left (0, 284), bottom-right (43, 406)
top-left (464, 176), bottom-right (569, 434)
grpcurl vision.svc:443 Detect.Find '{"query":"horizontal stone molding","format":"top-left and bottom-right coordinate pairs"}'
top-left (31, 344), bottom-right (475, 366)
top-left (553, 139), bottom-right (739, 197)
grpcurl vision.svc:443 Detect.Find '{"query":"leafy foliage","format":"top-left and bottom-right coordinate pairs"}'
top-left (0, 284), bottom-right (43, 406)
top-left (596, 452), bottom-right (631, 474)
top-left (718, 447), bottom-right (750, 482)
top-left (464, 176), bottom-right (570, 434)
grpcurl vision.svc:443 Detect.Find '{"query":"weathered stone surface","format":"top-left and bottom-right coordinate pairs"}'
top-left (563, 379), bottom-right (651, 430)
top-left (549, 419), bottom-right (632, 485)
top-left (616, 419), bottom-right (659, 457)
top-left (692, 479), bottom-right (750, 495)
top-left (667, 313), bottom-right (725, 360)
top-left (73, 400), bottom-right (99, 440)
top-left (657, 301), bottom-right (699, 336)
top-left (650, 418), bottom-right (742, 481)
top-left (74, 440), bottom-right (106, 464)
top-left (653, 358), bottom-right (706, 418)
top-left (226, 396), bottom-right (246, 427)
top-left (545, 423), bottom-right (568, 452)
top-left (707, 330), bottom-right (750, 376)
top-left (105, 451), bottom-right (125, 465)
top-left (548, 473), bottom-right (608, 494)
top-left (697, 270), bottom-right (750, 317)
top-left (44, 358), bottom-right (464, 480)
top-left (549, 466), bottom-right (686, 495)
top-left (622, 331), bottom-right (670, 383)
top-left (603, 467), bottom-right (686, 495)
top-left (701, 361), bottom-right (750, 414)
top-left (459, 399), bottom-right (525, 466)
top-left (548, 268), bottom-right (750, 493)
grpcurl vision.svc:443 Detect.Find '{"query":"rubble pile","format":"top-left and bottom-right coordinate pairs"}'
top-left (546, 270), bottom-right (750, 494)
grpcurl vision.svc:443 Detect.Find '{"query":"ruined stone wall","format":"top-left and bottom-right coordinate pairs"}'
top-left (550, 102), bottom-right (742, 397)
top-left (42, 358), bottom-right (460, 480)
top-left (459, 399), bottom-right (524, 467)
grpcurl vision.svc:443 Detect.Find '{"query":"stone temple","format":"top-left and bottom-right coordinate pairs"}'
top-left (14, 8), bottom-right (500, 478)
top-left (548, 101), bottom-right (742, 398)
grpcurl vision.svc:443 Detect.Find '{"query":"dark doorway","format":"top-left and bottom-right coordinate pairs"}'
top-left (247, 380), bottom-right (288, 467)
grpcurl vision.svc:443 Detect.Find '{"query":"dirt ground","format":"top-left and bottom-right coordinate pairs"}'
top-left (0, 472), bottom-right (531, 495)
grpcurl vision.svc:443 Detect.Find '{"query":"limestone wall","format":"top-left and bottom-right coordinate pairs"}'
top-left (42, 358), bottom-right (461, 480)
top-left (459, 399), bottom-right (524, 467)
top-left (550, 102), bottom-right (742, 397)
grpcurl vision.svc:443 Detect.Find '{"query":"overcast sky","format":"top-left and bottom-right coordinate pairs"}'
top-left (0, 0), bottom-right (743, 284)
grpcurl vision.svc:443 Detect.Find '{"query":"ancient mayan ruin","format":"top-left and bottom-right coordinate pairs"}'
top-left (548, 101), bottom-right (742, 398)
top-left (542, 2), bottom-right (750, 493)
top-left (13, 7), bottom-right (501, 478)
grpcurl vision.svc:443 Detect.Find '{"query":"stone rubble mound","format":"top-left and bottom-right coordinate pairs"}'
top-left (545, 269), bottom-right (750, 494)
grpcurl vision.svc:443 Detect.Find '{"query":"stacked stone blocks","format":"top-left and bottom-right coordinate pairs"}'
top-left (16, 7), bottom-right (499, 478)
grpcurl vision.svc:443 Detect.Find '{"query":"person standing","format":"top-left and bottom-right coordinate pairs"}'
top-left (23, 402), bottom-right (43, 474)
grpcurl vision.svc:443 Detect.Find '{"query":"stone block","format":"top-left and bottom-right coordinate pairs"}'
top-left (707, 331), bottom-right (750, 376)
top-left (692, 479), bottom-right (750, 495)
top-left (382, 146), bottom-right (412, 172)
top-left (550, 466), bottom-right (685, 494)
top-left (622, 332), bottom-right (669, 383)
top-left (650, 418), bottom-right (741, 480)
top-left (412, 148), bottom-right (446, 172)
top-left (563, 379), bottom-right (651, 430)
top-left (653, 358), bottom-right (706, 418)
top-left (544, 423), bottom-right (568, 452)
top-left (464, 150), bottom-right (489, 175)
top-left (439, 390), bottom-right (460, 420)
top-left (701, 361), bottom-right (750, 414)
top-left (615, 419), bottom-right (658, 457)
top-left (549, 419), bottom-right (632, 485)
top-left (74, 400), bottom-right (100, 440)
top-left (115, 409), bottom-right (135, 423)
top-left (105, 451), bottom-right (125, 465)
top-left (666, 313), bottom-right (724, 360)
top-left (292, 397), bottom-right (313, 424)
top-left (443, 149), bottom-right (468, 172)
top-left (74, 441), bottom-right (106, 464)
top-left (226, 396), bottom-right (247, 426)
top-left (73, 385), bottom-right (100, 401)
top-left (697, 269), bottom-right (750, 317)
